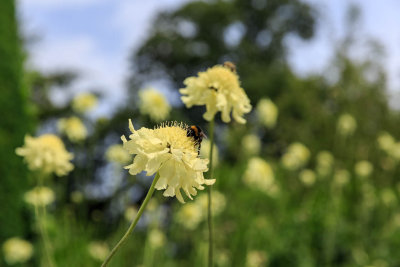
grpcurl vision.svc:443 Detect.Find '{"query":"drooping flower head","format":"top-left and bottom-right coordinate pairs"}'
top-left (256, 98), bottom-right (278, 128)
top-left (106, 144), bottom-right (131, 165)
top-left (72, 92), bottom-right (98, 113)
top-left (122, 120), bottom-right (215, 203)
top-left (58, 116), bottom-right (87, 143)
top-left (180, 63), bottom-right (252, 124)
top-left (24, 186), bottom-right (55, 206)
top-left (139, 88), bottom-right (171, 121)
top-left (337, 113), bottom-right (357, 136)
top-left (2, 237), bottom-right (34, 265)
top-left (16, 134), bottom-right (74, 176)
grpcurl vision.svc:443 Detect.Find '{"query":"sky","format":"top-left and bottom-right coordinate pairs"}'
top-left (18, 0), bottom-right (400, 114)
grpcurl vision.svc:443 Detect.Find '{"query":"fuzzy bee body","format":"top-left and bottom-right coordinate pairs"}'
top-left (186, 125), bottom-right (206, 154)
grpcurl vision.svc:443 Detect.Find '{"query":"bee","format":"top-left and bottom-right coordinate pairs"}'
top-left (223, 61), bottom-right (236, 73)
top-left (186, 125), bottom-right (207, 154)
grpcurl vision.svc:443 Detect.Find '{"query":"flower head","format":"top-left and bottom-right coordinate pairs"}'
top-left (88, 241), bottom-right (109, 261)
top-left (281, 142), bottom-right (310, 171)
top-left (355, 160), bottom-right (373, 178)
top-left (176, 202), bottom-right (204, 230)
top-left (196, 191), bottom-right (226, 216)
top-left (139, 88), bottom-right (171, 121)
top-left (106, 144), bottom-right (131, 165)
top-left (16, 134), bottom-right (74, 176)
top-left (337, 113), bottom-right (357, 136)
top-left (299, 169), bottom-right (316, 186)
top-left (377, 132), bottom-right (395, 153)
top-left (58, 116), bottom-right (87, 143)
top-left (72, 92), bottom-right (98, 113)
top-left (24, 186), bottom-right (55, 206)
top-left (243, 157), bottom-right (277, 196)
top-left (180, 63), bottom-right (252, 124)
top-left (242, 134), bottom-right (261, 156)
top-left (2, 237), bottom-right (33, 265)
top-left (122, 120), bottom-right (214, 203)
top-left (147, 229), bottom-right (166, 248)
top-left (256, 98), bottom-right (278, 128)
top-left (316, 151), bottom-right (334, 176)
top-left (333, 169), bottom-right (350, 186)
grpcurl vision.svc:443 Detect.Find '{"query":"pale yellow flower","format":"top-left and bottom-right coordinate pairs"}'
top-left (196, 191), bottom-right (226, 216)
top-left (242, 134), bottom-right (261, 156)
top-left (24, 186), bottom-right (55, 206)
top-left (124, 206), bottom-right (138, 222)
top-left (243, 157), bottom-right (277, 195)
top-left (281, 142), bottom-right (310, 170)
top-left (58, 116), bottom-right (87, 143)
top-left (147, 229), bottom-right (166, 248)
top-left (176, 202), bottom-right (204, 230)
top-left (256, 98), bottom-right (278, 128)
top-left (337, 113), bottom-right (357, 136)
top-left (122, 120), bottom-right (214, 203)
top-left (333, 169), bottom-right (350, 186)
top-left (299, 169), bottom-right (316, 186)
top-left (88, 241), bottom-right (109, 261)
top-left (139, 88), bottom-right (171, 121)
top-left (180, 64), bottom-right (252, 124)
top-left (72, 92), bottom-right (98, 113)
top-left (377, 132), bottom-right (395, 153)
top-left (388, 142), bottom-right (400, 161)
top-left (246, 250), bottom-right (267, 267)
top-left (316, 151), bottom-right (334, 176)
top-left (106, 144), bottom-right (131, 165)
top-left (16, 134), bottom-right (74, 176)
top-left (355, 160), bottom-right (373, 178)
top-left (2, 237), bottom-right (33, 265)
top-left (200, 139), bottom-right (219, 166)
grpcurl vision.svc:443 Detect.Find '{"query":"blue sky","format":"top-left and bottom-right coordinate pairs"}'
top-left (18, 0), bottom-right (400, 114)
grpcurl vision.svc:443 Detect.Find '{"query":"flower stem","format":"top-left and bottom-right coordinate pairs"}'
top-left (207, 118), bottom-right (215, 267)
top-left (101, 173), bottom-right (161, 267)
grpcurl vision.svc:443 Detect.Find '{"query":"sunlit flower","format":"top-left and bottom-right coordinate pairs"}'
top-left (316, 151), bottom-right (334, 176)
top-left (72, 92), bottom-right (98, 113)
top-left (200, 139), bottom-right (219, 166)
top-left (246, 250), bottom-right (267, 267)
top-left (122, 120), bottom-right (214, 203)
top-left (124, 206), bottom-right (138, 222)
top-left (337, 113), bottom-right (357, 136)
top-left (106, 144), bottom-right (131, 165)
top-left (180, 63), bottom-right (252, 124)
top-left (196, 191), bottom-right (226, 216)
top-left (139, 88), bottom-right (171, 121)
top-left (333, 169), bottom-right (350, 186)
top-left (377, 132), bottom-right (395, 153)
top-left (281, 142), bottom-right (310, 171)
top-left (58, 116), bottom-right (87, 143)
top-left (88, 241), bottom-right (109, 261)
top-left (176, 202), bottom-right (204, 230)
top-left (242, 134), bottom-right (261, 156)
top-left (299, 169), bottom-right (316, 186)
top-left (243, 157), bottom-right (277, 196)
top-left (147, 229), bottom-right (166, 248)
top-left (16, 134), bottom-right (74, 176)
top-left (256, 98), bottom-right (278, 128)
top-left (354, 160), bottom-right (373, 178)
top-left (2, 237), bottom-right (33, 265)
top-left (24, 186), bottom-right (55, 206)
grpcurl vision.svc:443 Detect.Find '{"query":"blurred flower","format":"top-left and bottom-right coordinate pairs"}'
top-left (299, 169), bottom-right (316, 186)
top-left (147, 229), bottom-right (166, 248)
top-left (377, 132), bottom-right (395, 153)
top-left (381, 188), bottom-right (396, 207)
top-left (70, 191), bottom-right (84, 204)
top-left (256, 98), bottom-right (278, 128)
top-left (197, 191), bottom-right (226, 216)
top-left (139, 88), bottom-right (171, 121)
top-left (246, 250), bottom-right (267, 267)
top-left (281, 142), bottom-right (310, 171)
top-left (316, 151), bottom-right (334, 176)
top-left (16, 134), bottom-right (74, 176)
top-left (216, 249), bottom-right (230, 267)
top-left (58, 116), bottom-right (87, 143)
top-left (88, 241), bottom-right (109, 262)
top-left (124, 206), bottom-right (138, 222)
top-left (106, 144), bottom-right (131, 165)
top-left (176, 202), bottom-right (204, 230)
top-left (337, 113), bottom-right (357, 136)
top-left (243, 157), bottom-right (277, 196)
top-left (122, 120), bottom-right (214, 203)
top-left (333, 169), bottom-right (351, 186)
top-left (200, 139), bottom-right (219, 166)
top-left (354, 160), bottom-right (373, 178)
top-left (180, 63), bottom-right (252, 124)
top-left (241, 134), bottom-right (261, 156)
top-left (24, 186), bottom-right (55, 206)
top-left (72, 92), bottom-right (98, 113)
top-left (388, 142), bottom-right (400, 161)
top-left (2, 237), bottom-right (33, 265)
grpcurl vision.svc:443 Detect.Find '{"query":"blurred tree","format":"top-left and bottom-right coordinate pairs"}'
top-left (0, 0), bottom-right (35, 241)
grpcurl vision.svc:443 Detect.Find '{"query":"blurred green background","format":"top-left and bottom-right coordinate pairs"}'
top-left (2, 0), bottom-right (400, 266)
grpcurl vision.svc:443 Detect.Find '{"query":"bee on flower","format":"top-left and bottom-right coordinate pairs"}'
top-left (139, 88), bottom-right (171, 122)
top-left (58, 116), bottom-right (88, 143)
top-left (180, 62), bottom-right (252, 124)
top-left (72, 92), bottom-right (98, 113)
top-left (256, 98), bottom-right (278, 129)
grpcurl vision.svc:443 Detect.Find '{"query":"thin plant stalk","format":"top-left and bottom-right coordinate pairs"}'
top-left (207, 118), bottom-right (215, 267)
top-left (101, 173), bottom-right (161, 267)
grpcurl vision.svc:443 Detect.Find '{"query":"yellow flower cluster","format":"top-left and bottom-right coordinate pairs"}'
top-left (355, 160), bottom-right (373, 178)
top-left (106, 144), bottom-right (131, 165)
top-left (337, 113), bottom-right (357, 136)
top-left (2, 237), bottom-right (33, 265)
top-left (200, 139), bottom-right (219, 166)
top-left (180, 64), bottom-right (252, 124)
top-left (16, 134), bottom-right (74, 176)
top-left (58, 116), bottom-right (87, 143)
top-left (281, 142), bottom-right (310, 171)
top-left (72, 92), bottom-right (98, 113)
top-left (139, 88), bottom-right (171, 121)
top-left (256, 98), bottom-right (278, 128)
top-left (24, 186), bottom-right (55, 206)
top-left (122, 120), bottom-right (214, 203)
top-left (242, 134), bottom-right (261, 156)
top-left (243, 157), bottom-right (278, 196)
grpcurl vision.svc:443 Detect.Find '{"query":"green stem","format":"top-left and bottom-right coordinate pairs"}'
top-left (101, 173), bottom-right (161, 267)
top-left (207, 119), bottom-right (215, 267)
